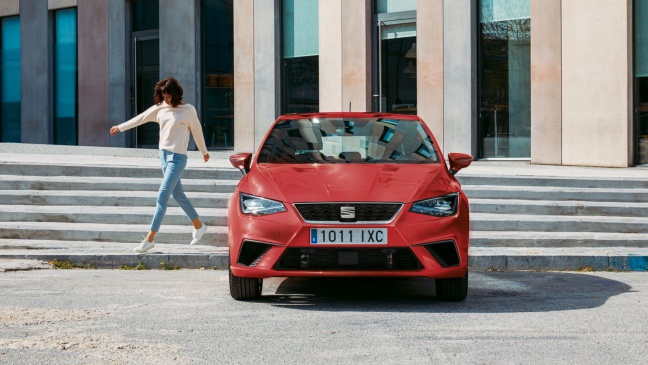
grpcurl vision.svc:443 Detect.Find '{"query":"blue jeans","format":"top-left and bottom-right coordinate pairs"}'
top-left (150, 150), bottom-right (200, 232)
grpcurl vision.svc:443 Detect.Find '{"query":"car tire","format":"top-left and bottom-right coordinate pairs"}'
top-left (229, 269), bottom-right (263, 300)
top-left (435, 271), bottom-right (468, 301)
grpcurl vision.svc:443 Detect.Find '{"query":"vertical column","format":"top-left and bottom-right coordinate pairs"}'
top-left (417, 0), bottom-right (444, 147)
top-left (107, 0), bottom-right (127, 147)
top-left (159, 0), bottom-right (197, 104)
top-left (253, 0), bottom-right (281, 149)
top-left (78, 0), bottom-right (109, 146)
top-left (443, 0), bottom-right (477, 156)
top-left (20, 0), bottom-right (52, 144)
top-left (341, 0), bottom-right (371, 112)
top-left (561, 0), bottom-right (632, 167)
top-left (319, 0), bottom-right (343, 111)
top-left (234, 0), bottom-right (255, 152)
top-left (530, 0), bottom-right (561, 165)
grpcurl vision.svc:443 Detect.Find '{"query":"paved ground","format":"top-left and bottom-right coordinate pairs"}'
top-left (0, 268), bottom-right (646, 364)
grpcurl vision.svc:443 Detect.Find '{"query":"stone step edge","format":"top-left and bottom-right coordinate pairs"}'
top-left (1, 248), bottom-right (645, 271)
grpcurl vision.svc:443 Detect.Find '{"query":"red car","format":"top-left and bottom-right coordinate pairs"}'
top-left (228, 113), bottom-right (472, 301)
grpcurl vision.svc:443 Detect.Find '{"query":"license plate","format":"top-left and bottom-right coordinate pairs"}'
top-left (310, 228), bottom-right (388, 244)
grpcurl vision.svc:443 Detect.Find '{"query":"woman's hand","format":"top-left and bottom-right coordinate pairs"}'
top-left (109, 126), bottom-right (120, 136)
top-left (203, 153), bottom-right (210, 163)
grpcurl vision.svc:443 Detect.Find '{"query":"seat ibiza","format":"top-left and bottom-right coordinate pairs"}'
top-left (228, 113), bottom-right (472, 301)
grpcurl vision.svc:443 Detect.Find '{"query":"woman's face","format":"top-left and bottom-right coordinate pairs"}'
top-left (162, 92), bottom-right (172, 104)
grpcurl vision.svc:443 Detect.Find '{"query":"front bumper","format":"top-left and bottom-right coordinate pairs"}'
top-left (229, 200), bottom-right (470, 279)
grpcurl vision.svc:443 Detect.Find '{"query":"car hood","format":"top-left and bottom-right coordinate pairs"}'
top-left (248, 164), bottom-right (453, 203)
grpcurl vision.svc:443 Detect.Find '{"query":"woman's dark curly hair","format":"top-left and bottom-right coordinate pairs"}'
top-left (154, 77), bottom-right (184, 108)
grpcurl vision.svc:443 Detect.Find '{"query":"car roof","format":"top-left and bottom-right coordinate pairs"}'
top-left (276, 112), bottom-right (424, 123)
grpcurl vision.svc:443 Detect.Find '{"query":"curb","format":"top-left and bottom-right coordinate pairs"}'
top-left (1, 253), bottom-right (646, 271)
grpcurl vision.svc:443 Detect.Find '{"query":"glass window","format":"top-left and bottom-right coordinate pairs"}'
top-left (54, 8), bottom-right (78, 145)
top-left (282, 0), bottom-right (319, 113)
top-left (0, 16), bottom-right (20, 142)
top-left (478, 0), bottom-right (531, 158)
top-left (379, 25), bottom-right (416, 114)
top-left (131, 0), bottom-right (159, 148)
top-left (258, 118), bottom-right (439, 164)
top-left (635, 0), bottom-right (648, 164)
top-left (132, 0), bottom-right (159, 32)
top-left (202, 0), bottom-right (234, 149)
top-left (375, 0), bottom-right (416, 14)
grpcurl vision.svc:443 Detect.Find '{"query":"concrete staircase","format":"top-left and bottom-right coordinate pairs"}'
top-left (1, 161), bottom-right (647, 250)
top-left (0, 163), bottom-right (239, 246)
top-left (459, 175), bottom-right (648, 248)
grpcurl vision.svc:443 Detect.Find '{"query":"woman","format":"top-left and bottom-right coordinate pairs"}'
top-left (110, 77), bottom-right (210, 253)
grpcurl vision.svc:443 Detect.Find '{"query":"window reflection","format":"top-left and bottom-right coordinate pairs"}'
top-left (635, 0), bottom-right (648, 164)
top-left (258, 118), bottom-right (439, 164)
top-left (0, 16), bottom-right (20, 142)
top-left (54, 8), bottom-right (77, 145)
top-left (202, 0), bottom-right (234, 149)
top-left (478, 0), bottom-right (531, 158)
top-left (381, 36), bottom-right (416, 114)
top-left (282, 0), bottom-right (319, 113)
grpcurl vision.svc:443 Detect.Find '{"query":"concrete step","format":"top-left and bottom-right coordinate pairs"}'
top-left (0, 239), bottom-right (646, 271)
top-left (471, 213), bottom-right (648, 233)
top-left (469, 199), bottom-right (648, 217)
top-left (0, 222), bottom-right (228, 246)
top-left (0, 190), bottom-right (231, 208)
top-left (0, 205), bottom-right (229, 226)
top-left (0, 175), bottom-right (238, 193)
top-left (463, 185), bottom-right (648, 202)
top-left (471, 231), bottom-right (648, 248)
top-left (0, 162), bottom-right (242, 180)
top-left (457, 175), bottom-right (648, 189)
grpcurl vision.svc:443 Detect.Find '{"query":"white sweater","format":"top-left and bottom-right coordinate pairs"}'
top-left (118, 103), bottom-right (208, 156)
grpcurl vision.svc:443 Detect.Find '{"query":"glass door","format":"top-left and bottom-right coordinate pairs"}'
top-left (376, 20), bottom-right (417, 114)
top-left (132, 35), bottom-right (159, 148)
top-left (477, 0), bottom-right (531, 158)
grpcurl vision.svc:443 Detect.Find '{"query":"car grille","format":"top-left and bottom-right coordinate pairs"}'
top-left (274, 248), bottom-right (423, 271)
top-left (294, 203), bottom-right (402, 223)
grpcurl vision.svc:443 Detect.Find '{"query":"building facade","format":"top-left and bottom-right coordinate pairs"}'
top-left (0, 0), bottom-right (642, 167)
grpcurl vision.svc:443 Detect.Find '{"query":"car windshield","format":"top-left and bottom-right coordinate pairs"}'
top-left (257, 118), bottom-right (440, 164)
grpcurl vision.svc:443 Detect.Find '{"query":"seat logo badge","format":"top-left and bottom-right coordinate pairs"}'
top-left (341, 206), bottom-right (355, 219)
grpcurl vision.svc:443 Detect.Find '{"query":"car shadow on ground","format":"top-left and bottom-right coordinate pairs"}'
top-left (259, 271), bottom-right (633, 313)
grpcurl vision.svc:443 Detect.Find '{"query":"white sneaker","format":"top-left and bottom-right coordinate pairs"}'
top-left (190, 224), bottom-right (208, 245)
top-left (134, 239), bottom-right (155, 253)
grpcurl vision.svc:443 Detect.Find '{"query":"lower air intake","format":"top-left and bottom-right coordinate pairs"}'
top-left (274, 248), bottom-right (422, 271)
top-left (237, 241), bottom-right (272, 267)
top-left (424, 241), bottom-right (460, 268)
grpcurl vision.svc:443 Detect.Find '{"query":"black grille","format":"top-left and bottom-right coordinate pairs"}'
top-left (294, 203), bottom-right (402, 222)
top-left (238, 241), bottom-right (272, 267)
top-left (275, 248), bottom-right (422, 271)
top-left (424, 241), bottom-right (460, 268)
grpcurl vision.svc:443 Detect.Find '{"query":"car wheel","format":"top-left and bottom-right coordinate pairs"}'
top-left (229, 269), bottom-right (263, 300)
top-left (435, 271), bottom-right (468, 301)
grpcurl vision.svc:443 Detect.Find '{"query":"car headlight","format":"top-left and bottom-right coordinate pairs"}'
top-left (410, 193), bottom-right (459, 217)
top-left (240, 193), bottom-right (287, 216)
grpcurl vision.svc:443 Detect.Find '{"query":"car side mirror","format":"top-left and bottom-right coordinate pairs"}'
top-left (448, 153), bottom-right (473, 175)
top-left (230, 153), bottom-right (252, 175)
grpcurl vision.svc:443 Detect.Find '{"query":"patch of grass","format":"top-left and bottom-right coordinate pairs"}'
top-left (211, 266), bottom-right (218, 270)
top-left (160, 260), bottom-right (180, 270)
top-left (575, 266), bottom-right (595, 272)
top-left (119, 262), bottom-right (148, 270)
top-left (50, 259), bottom-right (96, 270)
